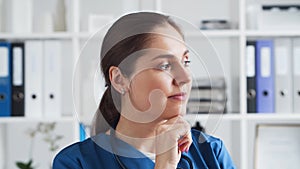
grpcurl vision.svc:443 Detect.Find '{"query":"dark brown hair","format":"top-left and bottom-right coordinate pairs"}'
top-left (92, 12), bottom-right (184, 135)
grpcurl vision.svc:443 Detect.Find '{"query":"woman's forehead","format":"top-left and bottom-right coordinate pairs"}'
top-left (118, 27), bottom-right (187, 73)
top-left (152, 24), bottom-right (183, 41)
top-left (143, 35), bottom-right (187, 59)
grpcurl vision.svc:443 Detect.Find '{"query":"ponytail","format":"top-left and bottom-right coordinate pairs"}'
top-left (91, 87), bottom-right (120, 135)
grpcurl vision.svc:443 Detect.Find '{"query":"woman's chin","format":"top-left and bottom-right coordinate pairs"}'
top-left (167, 102), bottom-right (186, 112)
top-left (162, 108), bottom-right (186, 119)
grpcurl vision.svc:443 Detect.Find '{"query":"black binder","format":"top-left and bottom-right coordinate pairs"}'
top-left (246, 41), bottom-right (257, 113)
top-left (11, 42), bottom-right (25, 116)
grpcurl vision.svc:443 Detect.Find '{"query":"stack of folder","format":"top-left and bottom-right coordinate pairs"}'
top-left (246, 38), bottom-right (300, 113)
top-left (187, 77), bottom-right (227, 114)
top-left (0, 40), bottom-right (64, 118)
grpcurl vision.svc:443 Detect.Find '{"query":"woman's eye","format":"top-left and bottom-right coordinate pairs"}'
top-left (183, 60), bottom-right (191, 67)
top-left (159, 63), bottom-right (171, 70)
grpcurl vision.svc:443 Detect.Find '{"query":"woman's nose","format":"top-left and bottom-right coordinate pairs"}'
top-left (172, 64), bottom-right (192, 86)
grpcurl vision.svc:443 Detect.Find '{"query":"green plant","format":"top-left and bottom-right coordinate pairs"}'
top-left (15, 122), bottom-right (63, 169)
top-left (16, 159), bottom-right (34, 169)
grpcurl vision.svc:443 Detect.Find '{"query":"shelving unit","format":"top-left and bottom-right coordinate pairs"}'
top-left (1, 0), bottom-right (299, 168)
top-left (0, 33), bottom-right (75, 39)
top-left (0, 0), bottom-right (79, 168)
top-left (0, 117), bottom-right (75, 123)
top-left (245, 30), bottom-right (300, 37)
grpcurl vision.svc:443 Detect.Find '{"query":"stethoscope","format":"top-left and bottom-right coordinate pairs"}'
top-left (110, 129), bottom-right (194, 169)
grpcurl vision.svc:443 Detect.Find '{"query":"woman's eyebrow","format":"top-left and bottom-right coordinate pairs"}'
top-left (151, 49), bottom-right (189, 60)
top-left (183, 49), bottom-right (189, 56)
top-left (151, 54), bottom-right (175, 60)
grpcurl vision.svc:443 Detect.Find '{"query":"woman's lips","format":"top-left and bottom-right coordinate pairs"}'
top-left (168, 92), bottom-right (187, 101)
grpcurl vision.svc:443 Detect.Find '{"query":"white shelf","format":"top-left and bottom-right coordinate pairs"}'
top-left (185, 113), bottom-right (242, 121)
top-left (76, 32), bottom-right (103, 39)
top-left (0, 32), bottom-right (75, 39)
top-left (186, 30), bottom-right (240, 38)
top-left (0, 116), bottom-right (75, 123)
top-left (245, 30), bottom-right (300, 37)
top-left (186, 113), bottom-right (300, 121)
top-left (74, 30), bottom-right (241, 39)
top-left (245, 114), bottom-right (300, 121)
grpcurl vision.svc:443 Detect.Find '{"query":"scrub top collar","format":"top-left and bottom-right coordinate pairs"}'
top-left (91, 130), bottom-right (198, 169)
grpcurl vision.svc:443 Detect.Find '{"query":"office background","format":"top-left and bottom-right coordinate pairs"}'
top-left (0, 0), bottom-right (300, 168)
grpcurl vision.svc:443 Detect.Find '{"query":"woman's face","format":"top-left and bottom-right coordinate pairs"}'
top-left (122, 25), bottom-right (192, 123)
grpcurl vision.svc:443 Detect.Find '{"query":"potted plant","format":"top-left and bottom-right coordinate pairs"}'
top-left (15, 122), bottom-right (63, 169)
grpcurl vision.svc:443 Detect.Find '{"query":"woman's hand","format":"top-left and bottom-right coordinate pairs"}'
top-left (154, 116), bottom-right (192, 169)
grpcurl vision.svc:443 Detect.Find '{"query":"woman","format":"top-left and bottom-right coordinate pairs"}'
top-left (53, 12), bottom-right (236, 169)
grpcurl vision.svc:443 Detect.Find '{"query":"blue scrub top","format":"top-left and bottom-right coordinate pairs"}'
top-left (53, 129), bottom-right (236, 169)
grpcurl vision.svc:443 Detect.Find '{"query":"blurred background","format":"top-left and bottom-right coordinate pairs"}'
top-left (0, 0), bottom-right (300, 168)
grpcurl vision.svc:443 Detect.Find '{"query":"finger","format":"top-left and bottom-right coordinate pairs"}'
top-left (179, 142), bottom-right (189, 152)
top-left (178, 137), bottom-right (191, 151)
top-left (178, 132), bottom-right (192, 152)
top-left (154, 116), bottom-right (191, 155)
top-left (178, 134), bottom-right (189, 146)
top-left (156, 117), bottom-right (189, 138)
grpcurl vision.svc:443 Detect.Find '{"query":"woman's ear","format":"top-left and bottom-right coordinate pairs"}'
top-left (109, 66), bottom-right (129, 95)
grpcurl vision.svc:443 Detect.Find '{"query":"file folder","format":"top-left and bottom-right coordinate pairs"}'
top-left (246, 41), bottom-right (257, 113)
top-left (0, 42), bottom-right (11, 117)
top-left (11, 42), bottom-right (25, 116)
top-left (25, 40), bottom-right (44, 118)
top-left (256, 40), bottom-right (275, 113)
top-left (274, 38), bottom-right (293, 113)
top-left (44, 40), bottom-right (62, 118)
top-left (293, 38), bottom-right (300, 113)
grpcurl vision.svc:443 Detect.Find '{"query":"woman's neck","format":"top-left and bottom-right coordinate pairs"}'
top-left (115, 116), bottom-right (160, 153)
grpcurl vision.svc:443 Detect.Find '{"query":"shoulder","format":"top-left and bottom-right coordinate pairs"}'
top-left (53, 138), bottom-right (94, 169)
top-left (56, 138), bottom-right (94, 157)
top-left (190, 129), bottom-right (237, 168)
top-left (191, 129), bottom-right (223, 145)
top-left (190, 129), bottom-right (225, 157)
